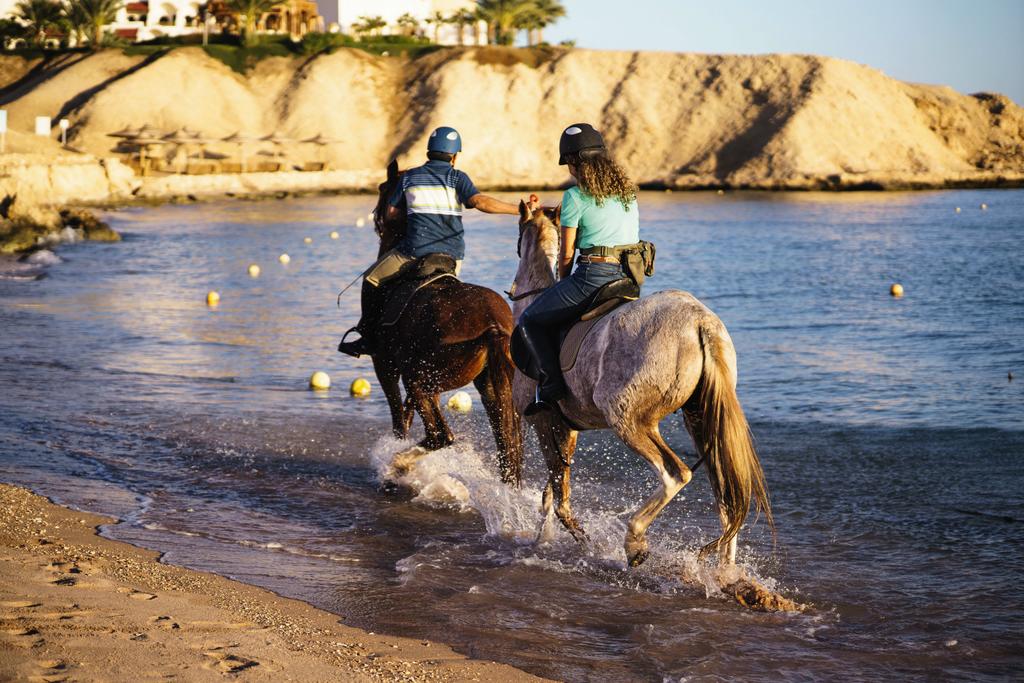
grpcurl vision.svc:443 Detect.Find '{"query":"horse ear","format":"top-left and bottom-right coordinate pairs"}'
top-left (519, 199), bottom-right (531, 222)
top-left (387, 159), bottom-right (399, 182)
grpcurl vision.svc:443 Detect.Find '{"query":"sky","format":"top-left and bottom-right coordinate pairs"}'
top-left (542, 0), bottom-right (1024, 104)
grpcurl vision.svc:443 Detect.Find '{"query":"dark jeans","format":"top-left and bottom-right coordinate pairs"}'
top-left (520, 262), bottom-right (625, 328)
top-left (519, 262), bottom-right (624, 391)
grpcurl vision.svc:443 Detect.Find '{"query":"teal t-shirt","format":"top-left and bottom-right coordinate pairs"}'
top-left (560, 186), bottom-right (639, 249)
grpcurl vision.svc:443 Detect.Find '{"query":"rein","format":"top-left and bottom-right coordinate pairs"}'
top-left (505, 286), bottom-right (549, 301)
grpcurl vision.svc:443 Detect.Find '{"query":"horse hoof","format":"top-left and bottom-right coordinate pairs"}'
top-left (627, 550), bottom-right (650, 568)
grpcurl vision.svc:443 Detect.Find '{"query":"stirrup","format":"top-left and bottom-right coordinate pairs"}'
top-left (524, 387), bottom-right (556, 416)
top-left (337, 326), bottom-right (370, 358)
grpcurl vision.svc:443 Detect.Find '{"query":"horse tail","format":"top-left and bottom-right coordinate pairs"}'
top-left (692, 323), bottom-right (773, 561)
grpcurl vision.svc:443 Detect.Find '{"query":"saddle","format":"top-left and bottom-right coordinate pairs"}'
top-left (379, 254), bottom-right (459, 327)
top-left (509, 277), bottom-right (640, 381)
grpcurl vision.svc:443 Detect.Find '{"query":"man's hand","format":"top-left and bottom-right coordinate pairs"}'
top-left (466, 194), bottom-right (519, 215)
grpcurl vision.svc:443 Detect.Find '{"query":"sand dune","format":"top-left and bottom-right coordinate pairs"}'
top-left (0, 47), bottom-right (1021, 190)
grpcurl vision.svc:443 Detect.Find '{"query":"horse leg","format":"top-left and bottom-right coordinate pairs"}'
top-left (411, 389), bottom-right (455, 451)
top-left (533, 413), bottom-right (584, 542)
top-left (614, 422), bottom-right (693, 568)
top-left (473, 333), bottom-right (523, 485)
top-left (373, 357), bottom-right (407, 439)
top-left (718, 505), bottom-right (739, 565)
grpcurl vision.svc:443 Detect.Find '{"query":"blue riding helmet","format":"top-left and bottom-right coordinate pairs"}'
top-left (427, 126), bottom-right (462, 154)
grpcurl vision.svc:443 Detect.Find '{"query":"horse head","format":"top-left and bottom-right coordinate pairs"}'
top-left (373, 159), bottom-right (406, 257)
top-left (511, 199), bottom-right (562, 312)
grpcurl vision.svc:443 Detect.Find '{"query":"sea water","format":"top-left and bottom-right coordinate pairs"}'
top-left (0, 190), bottom-right (1021, 681)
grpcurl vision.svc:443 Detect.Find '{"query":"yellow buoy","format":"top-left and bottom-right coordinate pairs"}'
top-left (716, 189), bottom-right (725, 195)
top-left (447, 391), bottom-right (472, 412)
top-left (890, 283), bottom-right (904, 297)
top-left (954, 207), bottom-right (961, 213)
top-left (279, 253), bottom-right (290, 264)
top-left (304, 236), bottom-right (313, 244)
top-left (980, 203), bottom-right (988, 210)
top-left (355, 218), bottom-right (366, 228)
top-left (206, 291), bottom-right (220, 306)
top-left (350, 378), bottom-right (371, 397)
top-left (330, 231), bottom-right (339, 239)
top-left (247, 264), bottom-right (260, 277)
top-left (309, 371), bottom-right (331, 390)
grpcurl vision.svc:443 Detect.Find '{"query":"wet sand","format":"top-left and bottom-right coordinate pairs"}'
top-left (0, 483), bottom-right (549, 682)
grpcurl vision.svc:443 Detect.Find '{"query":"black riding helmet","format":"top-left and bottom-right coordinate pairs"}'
top-left (558, 123), bottom-right (606, 165)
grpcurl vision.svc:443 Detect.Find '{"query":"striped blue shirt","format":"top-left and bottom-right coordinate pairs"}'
top-left (387, 160), bottom-right (479, 259)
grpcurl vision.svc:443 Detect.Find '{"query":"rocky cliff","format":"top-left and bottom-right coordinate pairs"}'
top-left (0, 46), bottom-right (1021, 190)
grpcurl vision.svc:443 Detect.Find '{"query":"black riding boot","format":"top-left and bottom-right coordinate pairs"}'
top-left (517, 325), bottom-right (568, 415)
top-left (338, 281), bottom-right (383, 358)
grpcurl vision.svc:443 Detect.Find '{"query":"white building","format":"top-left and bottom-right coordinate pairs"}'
top-left (112, 0), bottom-right (205, 42)
top-left (331, 0), bottom-right (485, 46)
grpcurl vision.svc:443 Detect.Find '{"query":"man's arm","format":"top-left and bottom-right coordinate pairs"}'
top-left (466, 193), bottom-right (519, 215)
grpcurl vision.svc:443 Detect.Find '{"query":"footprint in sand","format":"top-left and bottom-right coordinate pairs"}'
top-left (2, 626), bottom-right (44, 648)
top-left (116, 587), bottom-right (157, 600)
top-left (148, 615), bottom-right (180, 630)
top-left (202, 651), bottom-right (259, 674)
top-left (29, 659), bottom-right (69, 682)
top-left (0, 600), bottom-right (41, 608)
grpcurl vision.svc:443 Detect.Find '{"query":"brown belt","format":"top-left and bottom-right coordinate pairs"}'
top-left (576, 254), bottom-right (619, 264)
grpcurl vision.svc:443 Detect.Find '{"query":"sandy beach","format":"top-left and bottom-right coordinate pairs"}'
top-left (0, 483), bottom-right (548, 683)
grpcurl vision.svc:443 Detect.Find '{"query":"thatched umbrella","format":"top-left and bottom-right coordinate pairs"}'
top-left (127, 129), bottom-right (168, 176)
top-left (301, 133), bottom-right (342, 169)
top-left (222, 132), bottom-right (262, 173)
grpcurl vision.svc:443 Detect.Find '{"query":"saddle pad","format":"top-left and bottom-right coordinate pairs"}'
top-left (380, 273), bottom-right (458, 327)
top-left (559, 315), bottom-right (604, 373)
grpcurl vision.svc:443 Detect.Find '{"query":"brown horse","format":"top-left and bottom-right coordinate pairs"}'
top-left (365, 160), bottom-right (523, 485)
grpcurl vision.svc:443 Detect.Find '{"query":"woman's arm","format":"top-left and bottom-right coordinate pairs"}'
top-left (558, 226), bottom-right (577, 279)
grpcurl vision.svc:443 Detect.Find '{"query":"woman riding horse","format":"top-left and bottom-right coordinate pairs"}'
top-left (518, 123), bottom-right (640, 413)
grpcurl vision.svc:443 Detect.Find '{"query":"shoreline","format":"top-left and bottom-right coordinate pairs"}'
top-left (0, 482), bottom-right (549, 682)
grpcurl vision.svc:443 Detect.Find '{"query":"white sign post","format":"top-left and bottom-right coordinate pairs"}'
top-left (0, 110), bottom-right (6, 153)
top-left (35, 116), bottom-right (51, 137)
top-left (59, 118), bottom-right (69, 147)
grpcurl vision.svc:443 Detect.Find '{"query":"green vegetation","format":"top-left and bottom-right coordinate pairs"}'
top-left (223, 0), bottom-right (278, 48)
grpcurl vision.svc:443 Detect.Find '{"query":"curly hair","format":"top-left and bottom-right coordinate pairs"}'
top-left (572, 154), bottom-right (638, 209)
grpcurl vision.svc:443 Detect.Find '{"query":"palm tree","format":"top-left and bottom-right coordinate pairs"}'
top-left (352, 14), bottom-right (385, 39)
top-left (224, 0), bottom-right (277, 47)
top-left (451, 9), bottom-right (475, 46)
top-left (521, 0), bottom-right (564, 46)
top-left (66, 0), bottom-right (123, 48)
top-left (475, 0), bottom-right (536, 46)
top-left (15, 0), bottom-right (63, 47)
top-left (395, 12), bottom-right (418, 38)
top-left (425, 10), bottom-right (446, 44)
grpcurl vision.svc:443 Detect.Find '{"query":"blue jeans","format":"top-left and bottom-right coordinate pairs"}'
top-left (518, 262), bottom-right (625, 398)
top-left (520, 262), bottom-right (625, 328)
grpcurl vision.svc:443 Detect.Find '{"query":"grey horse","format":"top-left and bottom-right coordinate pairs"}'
top-left (511, 201), bottom-right (773, 569)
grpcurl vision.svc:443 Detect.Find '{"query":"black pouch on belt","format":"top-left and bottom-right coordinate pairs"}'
top-left (620, 240), bottom-right (656, 286)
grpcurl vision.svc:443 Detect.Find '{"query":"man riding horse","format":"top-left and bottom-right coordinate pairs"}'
top-left (338, 126), bottom-right (521, 358)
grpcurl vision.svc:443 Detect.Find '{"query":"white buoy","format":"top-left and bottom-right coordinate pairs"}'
top-left (447, 391), bottom-right (472, 412)
top-left (355, 218), bottom-right (366, 228)
top-left (955, 207), bottom-right (961, 213)
top-left (304, 236), bottom-right (313, 244)
top-left (247, 264), bottom-right (260, 277)
top-left (330, 231), bottom-right (339, 239)
top-left (309, 371), bottom-right (331, 390)
top-left (279, 253), bottom-right (290, 264)
top-left (980, 203), bottom-right (988, 210)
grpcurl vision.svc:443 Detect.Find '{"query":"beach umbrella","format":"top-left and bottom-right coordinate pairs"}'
top-left (301, 133), bottom-right (342, 168)
top-left (106, 125), bottom-right (141, 139)
top-left (222, 132), bottom-right (262, 172)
